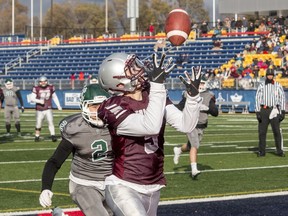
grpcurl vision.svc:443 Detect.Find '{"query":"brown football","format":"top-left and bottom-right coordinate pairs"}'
top-left (165, 9), bottom-right (191, 46)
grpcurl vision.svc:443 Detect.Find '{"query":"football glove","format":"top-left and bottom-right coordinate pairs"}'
top-left (256, 112), bottom-right (261, 123)
top-left (146, 53), bottom-right (176, 83)
top-left (279, 110), bottom-right (285, 122)
top-left (39, 189), bottom-right (53, 208)
top-left (58, 106), bottom-right (62, 111)
top-left (21, 106), bottom-right (24, 113)
top-left (179, 66), bottom-right (202, 97)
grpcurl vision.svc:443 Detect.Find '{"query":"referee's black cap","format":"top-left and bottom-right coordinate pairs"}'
top-left (266, 68), bottom-right (275, 76)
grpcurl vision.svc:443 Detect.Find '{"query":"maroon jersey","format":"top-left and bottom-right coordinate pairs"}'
top-left (98, 90), bottom-right (168, 186)
top-left (32, 85), bottom-right (55, 111)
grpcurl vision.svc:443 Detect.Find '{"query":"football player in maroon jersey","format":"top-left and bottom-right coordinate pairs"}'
top-left (30, 76), bottom-right (62, 142)
top-left (98, 52), bottom-right (202, 216)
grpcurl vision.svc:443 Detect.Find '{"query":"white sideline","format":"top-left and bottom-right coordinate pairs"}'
top-left (1, 192), bottom-right (288, 216)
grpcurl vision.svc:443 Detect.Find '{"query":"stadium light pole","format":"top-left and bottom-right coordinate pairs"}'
top-left (105, 0), bottom-right (108, 33)
top-left (12, 0), bottom-right (15, 35)
top-left (212, 0), bottom-right (215, 27)
top-left (31, 0), bottom-right (34, 38)
top-left (40, 0), bottom-right (43, 40)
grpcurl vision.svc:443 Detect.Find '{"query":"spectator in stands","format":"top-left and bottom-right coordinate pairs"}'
top-left (230, 66), bottom-right (240, 79)
top-left (255, 68), bottom-right (285, 157)
top-left (257, 58), bottom-right (268, 70)
top-left (242, 17), bottom-right (249, 32)
top-left (173, 78), bottom-right (218, 179)
top-left (235, 18), bottom-right (243, 33)
top-left (70, 73), bottom-right (75, 90)
top-left (154, 38), bottom-right (166, 53)
top-left (0, 79), bottom-right (24, 136)
top-left (79, 71), bottom-right (85, 87)
top-left (200, 21), bottom-right (208, 35)
top-left (30, 76), bottom-right (62, 142)
top-left (223, 17), bottom-right (231, 31)
top-left (212, 38), bottom-right (223, 51)
top-left (148, 23), bottom-right (155, 36)
top-left (272, 42), bottom-right (281, 55)
top-left (252, 65), bottom-right (260, 78)
top-left (247, 22), bottom-right (255, 33)
top-left (216, 19), bottom-right (223, 30)
top-left (258, 22), bottom-right (267, 32)
top-left (280, 63), bottom-right (288, 78)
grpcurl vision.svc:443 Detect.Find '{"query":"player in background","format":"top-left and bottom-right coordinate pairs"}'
top-left (30, 76), bottom-right (62, 142)
top-left (0, 79), bottom-right (24, 136)
top-left (98, 52), bottom-right (202, 216)
top-left (173, 77), bottom-right (219, 179)
top-left (39, 84), bottom-right (113, 216)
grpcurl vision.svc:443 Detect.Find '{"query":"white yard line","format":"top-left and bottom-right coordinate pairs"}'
top-left (0, 164), bottom-right (287, 184)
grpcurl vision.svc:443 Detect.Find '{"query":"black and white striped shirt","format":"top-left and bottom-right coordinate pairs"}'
top-left (255, 80), bottom-right (285, 112)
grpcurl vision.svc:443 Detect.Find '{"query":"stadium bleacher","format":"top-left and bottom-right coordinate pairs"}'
top-left (0, 36), bottom-right (258, 81)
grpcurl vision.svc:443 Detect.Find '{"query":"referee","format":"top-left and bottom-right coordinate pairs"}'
top-left (255, 68), bottom-right (286, 157)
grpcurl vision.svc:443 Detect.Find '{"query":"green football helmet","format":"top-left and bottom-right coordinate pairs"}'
top-left (80, 84), bottom-right (110, 127)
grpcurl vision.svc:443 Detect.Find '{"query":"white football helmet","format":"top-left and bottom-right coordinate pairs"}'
top-left (39, 76), bottom-right (48, 87)
top-left (199, 78), bottom-right (208, 93)
top-left (80, 84), bottom-right (110, 127)
top-left (98, 53), bottom-right (146, 94)
top-left (4, 79), bottom-right (13, 89)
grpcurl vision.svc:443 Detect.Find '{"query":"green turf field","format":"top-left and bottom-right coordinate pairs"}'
top-left (0, 110), bottom-right (287, 214)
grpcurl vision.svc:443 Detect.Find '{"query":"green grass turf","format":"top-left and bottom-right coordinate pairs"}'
top-left (0, 111), bottom-right (287, 213)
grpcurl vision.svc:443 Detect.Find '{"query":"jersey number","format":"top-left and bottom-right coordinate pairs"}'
top-left (91, 139), bottom-right (108, 161)
top-left (144, 136), bottom-right (159, 154)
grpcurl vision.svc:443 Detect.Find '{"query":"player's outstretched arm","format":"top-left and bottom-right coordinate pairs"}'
top-left (40, 139), bottom-right (73, 208)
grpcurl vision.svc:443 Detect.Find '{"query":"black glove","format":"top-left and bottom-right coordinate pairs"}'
top-left (21, 106), bottom-right (24, 113)
top-left (279, 110), bottom-right (285, 122)
top-left (256, 112), bottom-right (261, 123)
top-left (179, 66), bottom-right (202, 97)
top-left (146, 53), bottom-right (176, 83)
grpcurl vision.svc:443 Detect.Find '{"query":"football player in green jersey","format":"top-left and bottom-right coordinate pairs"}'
top-left (39, 84), bottom-right (113, 216)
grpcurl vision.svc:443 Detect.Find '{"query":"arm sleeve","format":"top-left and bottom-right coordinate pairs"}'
top-left (278, 85), bottom-right (285, 111)
top-left (165, 94), bottom-right (202, 133)
top-left (116, 82), bottom-right (167, 136)
top-left (41, 138), bottom-right (73, 191)
top-left (30, 92), bottom-right (44, 104)
top-left (255, 84), bottom-right (263, 112)
top-left (0, 89), bottom-right (4, 103)
top-left (208, 96), bottom-right (219, 117)
top-left (16, 90), bottom-right (24, 107)
top-left (52, 92), bottom-right (61, 108)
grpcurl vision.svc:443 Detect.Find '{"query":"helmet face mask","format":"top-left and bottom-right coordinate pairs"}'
top-left (80, 84), bottom-right (110, 127)
top-left (199, 80), bottom-right (208, 93)
top-left (39, 76), bottom-right (48, 88)
top-left (98, 53), bottom-right (146, 95)
top-left (4, 79), bottom-right (13, 89)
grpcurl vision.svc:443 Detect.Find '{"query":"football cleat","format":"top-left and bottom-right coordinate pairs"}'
top-left (173, 147), bottom-right (182, 165)
top-left (51, 135), bottom-right (57, 142)
top-left (191, 170), bottom-right (201, 180)
top-left (35, 136), bottom-right (40, 142)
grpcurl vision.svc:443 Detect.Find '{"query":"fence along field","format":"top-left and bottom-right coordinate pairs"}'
top-left (0, 111), bottom-right (287, 214)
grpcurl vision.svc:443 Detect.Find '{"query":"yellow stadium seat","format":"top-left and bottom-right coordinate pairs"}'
top-left (276, 78), bottom-right (288, 88)
top-left (273, 58), bottom-right (282, 67)
top-left (259, 68), bottom-right (266, 77)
